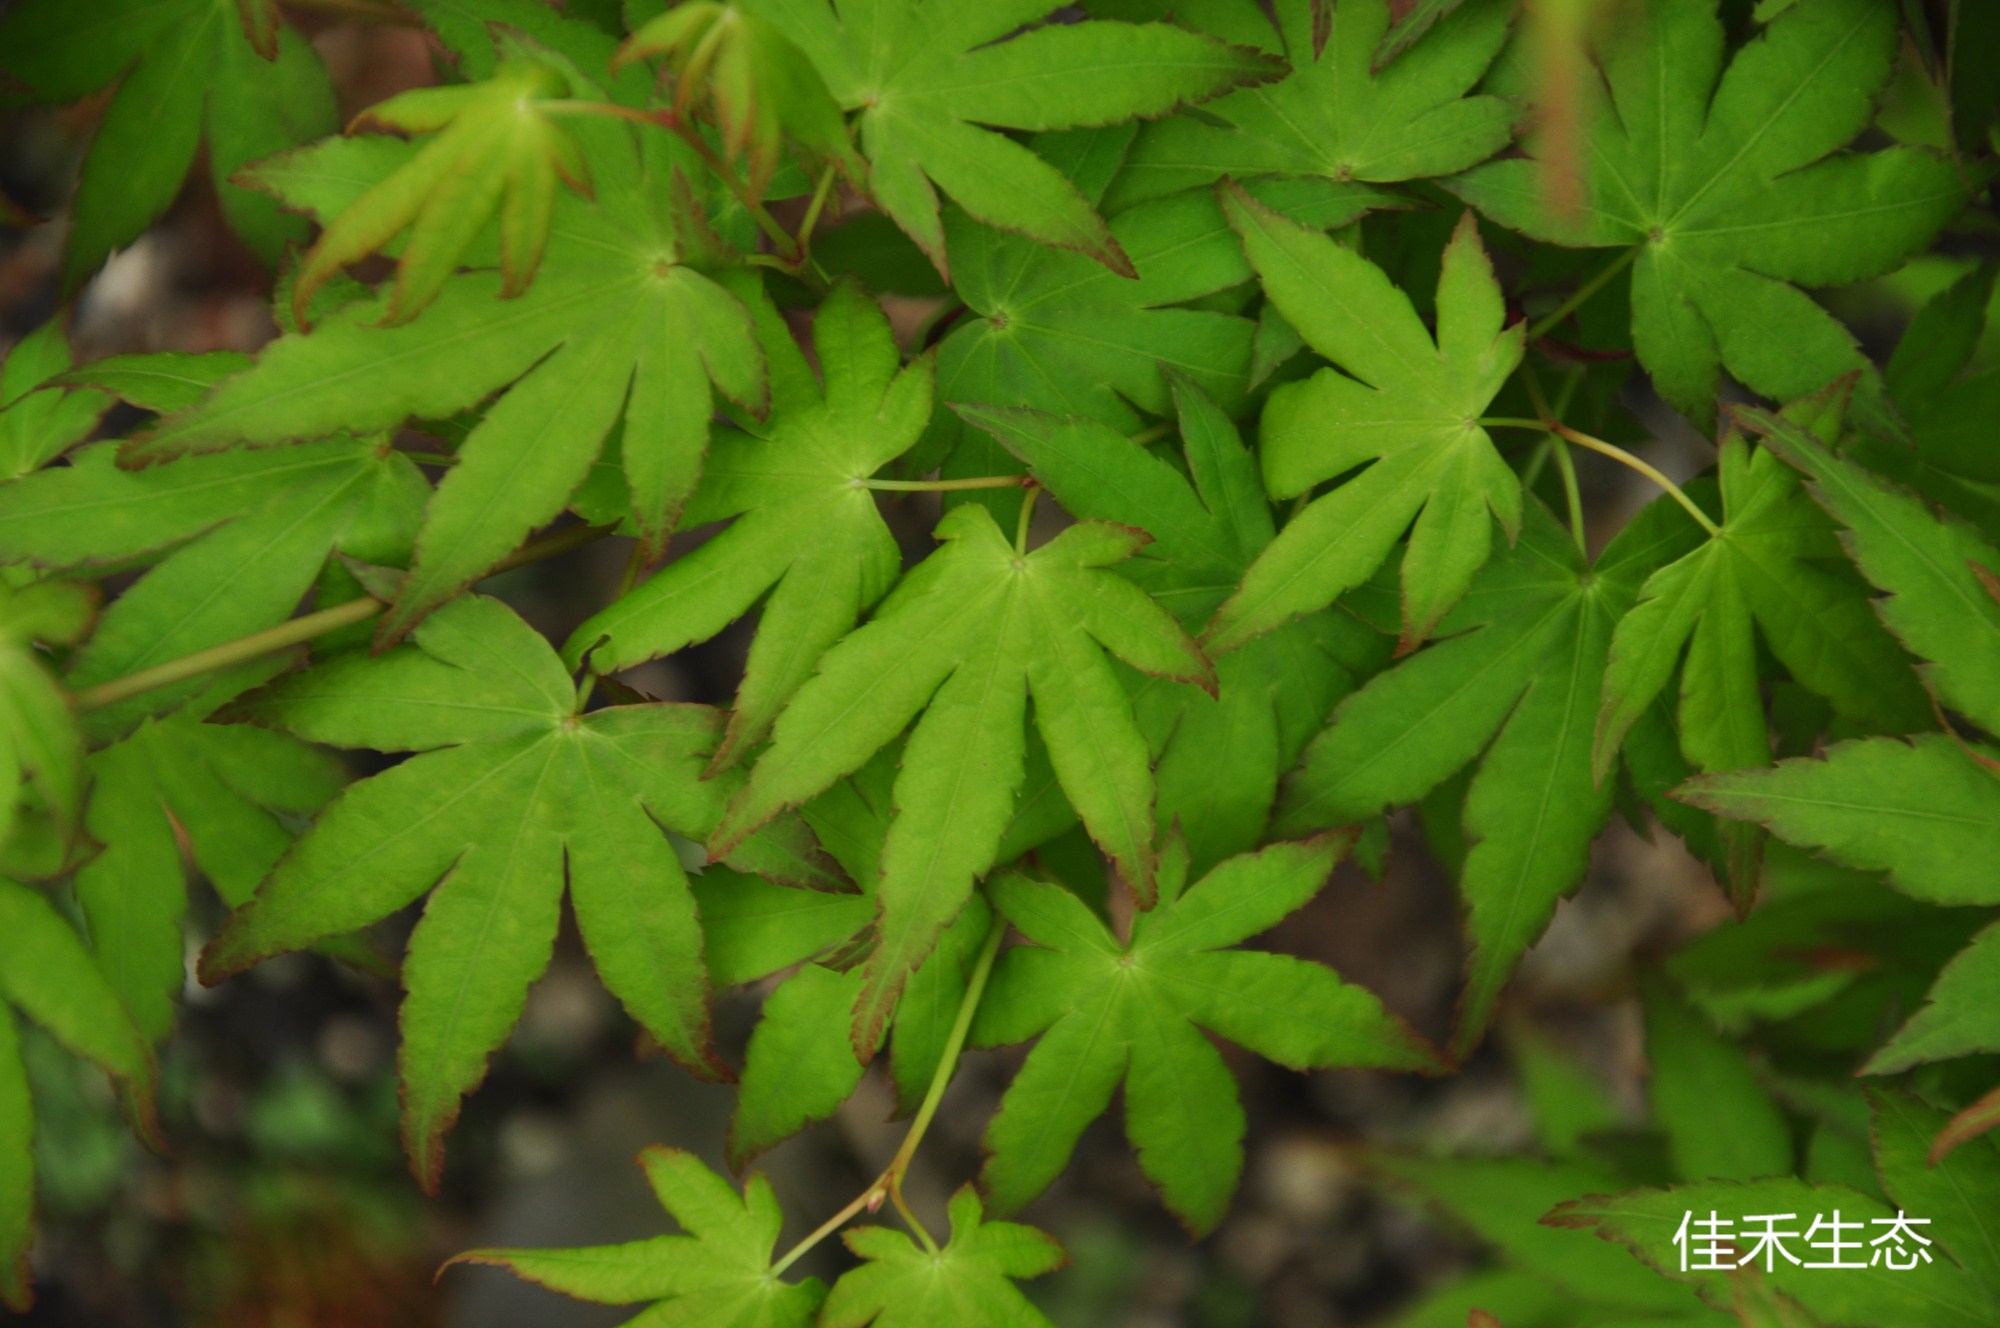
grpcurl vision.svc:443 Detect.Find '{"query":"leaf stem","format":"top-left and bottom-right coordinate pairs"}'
top-left (397, 451), bottom-right (459, 467)
top-left (796, 164), bottom-right (840, 266)
top-left (766, 917), bottom-right (1008, 1276)
top-left (72, 524), bottom-right (616, 712)
top-left (1553, 423), bottom-right (1719, 536)
top-left (1526, 245), bottom-right (1639, 342)
top-left (1549, 429), bottom-right (1587, 553)
top-left (862, 475), bottom-right (1028, 493)
top-left (656, 114), bottom-right (819, 281)
top-left (1015, 485), bottom-right (1040, 555)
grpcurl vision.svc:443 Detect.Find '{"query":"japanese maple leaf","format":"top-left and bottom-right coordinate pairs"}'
top-left (712, 503), bottom-right (1214, 1060)
top-left (0, 877), bottom-right (157, 1311)
top-left (0, 0), bottom-right (336, 289)
top-left (1107, 0), bottom-right (1515, 210)
top-left (925, 124), bottom-right (1390, 495)
top-left (122, 127), bottom-right (767, 641)
top-left (820, 1188), bottom-right (1065, 1328)
top-left (196, 594), bottom-right (831, 1190)
top-left (0, 578), bottom-right (91, 849)
top-left (970, 837), bottom-right (1440, 1232)
top-left (1206, 185), bottom-right (1524, 655)
top-left (1448, 0), bottom-right (1967, 428)
top-left (1595, 431), bottom-right (1931, 904)
top-left (566, 279), bottom-right (934, 767)
top-left (0, 324), bottom-right (109, 481)
top-left (740, 0), bottom-right (1281, 274)
top-left (959, 380), bottom-right (1389, 876)
top-left (454, 1147), bottom-right (826, 1328)
top-left (1276, 498), bottom-right (1703, 1058)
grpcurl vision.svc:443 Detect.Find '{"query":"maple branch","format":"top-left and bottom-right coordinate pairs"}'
top-left (72, 524), bottom-right (616, 712)
top-left (1527, 244), bottom-right (1639, 342)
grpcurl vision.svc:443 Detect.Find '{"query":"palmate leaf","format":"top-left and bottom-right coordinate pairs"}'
top-left (291, 56), bottom-right (592, 328)
top-left (712, 503), bottom-right (1213, 1060)
top-left (0, 431), bottom-right (428, 736)
top-left (1449, 0), bottom-right (1968, 427)
top-left (740, 0), bottom-right (1282, 275)
top-left (76, 665), bottom-right (348, 1043)
top-left (960, 382), bottom-right (1390, 875)
top-left (1594, 435), bottom-right (1931, 903)
top-left (0, 877), bottom-right (156, 1312)
top-left (196, 594), bottom-right (831, 1190)
top-left (972, 838), bottom-right (1441, 1232)
top-left (1208, 186), bottom-right (1525, 654)
top-left (1104, 0), bottom-right (1516, 210)
top-left (1277, 497), bottom-right (1704, 1057)
top-left (1864, 920), bottom-right (2000, 1074)
top-left (566, 279), bottom-right (933, 767)
top-left (821, 1188), bottom-right (1064, 1328)
top-left (0, 0), bottom-right (336, 289)
top-left (0, 324), bottom-right (110, 482)
top-left (124, 124), bottom-right (767, 639)
top-left (0, 577), bottom-right (92, 850)
top-left (455, 1146), bottom-right (826, 1327)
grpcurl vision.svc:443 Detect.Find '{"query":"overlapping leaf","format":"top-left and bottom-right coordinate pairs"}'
top-left (0, 577), bottom-right (91, 853)
top-left (0, 0), bottom-right (336, 288)
top-left (455, 1146), bottom-right (826, 1327)
top-left (1106, 0), bottom-right (1515, 210)
top-left (960, 381), bottom-right (1389, 874)
top-left (566, 279), bottom-right (933, 766)
top-left (0, 877), bottom-right (156, 1311)
top-left (1864, 921), bottom-right (2000, 1074)
top-left (1276, 498), bottom-right (1703, 1056)
top-left (821, 1187), bottom-right (1064, 1328)
top-left (739, 0), bottom-right (1281, 274)
top-left (973, 838), bottom-right (1441, 1231)
top-left (0, 325), bottom-right (109, 481)
top-left (1208, 187), bottom-right (1525, 653)
top-left (712, 503), bottom-right (1213, 1060)
top-left (1449, 0), bottom-right (1968, 426)
top-left (197, 594), bottom-right (830, 1189)
top-left (125, 125), bottom-right (767, 639)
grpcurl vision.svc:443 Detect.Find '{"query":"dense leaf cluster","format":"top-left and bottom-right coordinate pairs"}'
top-left (0, 0), bottom-right (1996, 1322)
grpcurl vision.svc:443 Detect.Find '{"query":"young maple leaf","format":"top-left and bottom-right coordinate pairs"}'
top-left (0, 877), bottom-right (157, 1312)
top-left (291, 55), bottom-right (593, 329)
top-left (122, 130), bottom-right (768, 641)
top-left (1594, 432), bottom-right (1931, 905)
top-left (0, 324), bottom-right (110, 482)
top-left (820, 1188), bottom-right (1065, 1328)
top-left (0, 0), bottom-right (337, 289)
top-left (712, 503), bottom-right (1214, 1061)
top-left (958, 380), bottom-right (1390, 876)
top-left (566, 279), bottom-right (934, 768)
top-left (971, 837), bottom-right (1441, 1232)
top-left (745, 0), bottom-right (1283, 275)
top-left (1276, 498), bottom-right (1704, 1059)
top-left (453, 1147), bottom-right (827, 1328)
top-left (1449, 0), bottom-right (1968, 428)
top-left (196, 594), bottom-right (832, 1191)
top-left (0, 578), bottom-right (91, 849)
top-left (617, 2), bottom-right (862, 198)
top-left (1207, 185), bottom-right (1525, 655)
top-left (1106, 0), bottom-right (1516, 210)
top-left (1676, 412), bottom-right (2000, 980)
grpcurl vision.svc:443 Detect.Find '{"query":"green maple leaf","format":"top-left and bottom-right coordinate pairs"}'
top-left (1105, 0), bottom-right (1516, 211)
top-left (122, 126), bottom-right (768, 640)
top-left (76, 666), bottom-right (349, 1042)
top-left (1863, 920), bottom-right (2000, 1074)
top-left (926, 124), bottom-right (1393, 497)
top-left (0, 427), bottom-right (428, 736)
top-left (0, 578), bottom-right (91, 850)
top-left (820, 1187), bottom-right (1065, 1328)
top-left (195, 594), bottom-right (830, 1189)
top-left (1207, 185), bottom-right (1525, 654)
top-left (1448, 0), bottom-right (1968, 426)
top-left (0, 0), bottom-right (336, 290)
top-left (291, 55), bottom-right (593, 328)
top-left (712, 502), bottom-right (1213, 1060)
top-left (742, 0), bottom-right (1281, 274)
top-left (565, 279), bottom-right (934, 767)
top-left (0, 877), bottom-right (157, 1312)
top-left (454, 1146), bottom-right (826, 1327)
top-left (959, 379), bottom-right (1390, 875)
top-left (1276, 497), bottom-right (1703, 1057)
top-left (1594, 434), bottom-right (1931, 903)
top-left (972, 837), bottom-right (1441, 1231)
top-left (0, 324), bottom-right (110, 482)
